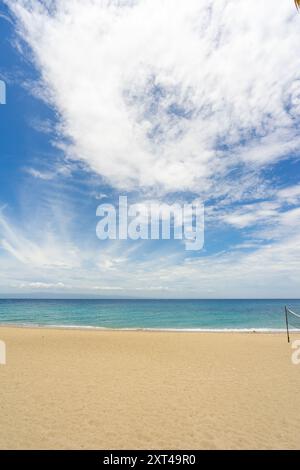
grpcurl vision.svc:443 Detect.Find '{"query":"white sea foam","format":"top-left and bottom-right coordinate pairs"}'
top-left (0, 323), bottom-right (294, 333)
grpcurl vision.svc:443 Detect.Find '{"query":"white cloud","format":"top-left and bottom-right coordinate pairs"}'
top-left (278, 185), bottom-right (300, 204)
top-left (221, 202), bottom-right (276, 229)
top-left (94, 192), bottom-right (108, 200)
top-left (0, 211), bottom-right (81, 269)
top-left (25, 167), bottom-right (54, 180)
top-left (8, 0), bottom-right (300, 194)
top-left (19, 281), bottom-right (66, 289)
top-left (218, 179), bottom-right (300, 231)
top-left (91, 285), bottom-right (124, 291)
top-left (1, 205), bottom-right (300, 297)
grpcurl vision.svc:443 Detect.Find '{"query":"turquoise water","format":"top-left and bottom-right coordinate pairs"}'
top-left (0, 299), bottom-right (299, 330)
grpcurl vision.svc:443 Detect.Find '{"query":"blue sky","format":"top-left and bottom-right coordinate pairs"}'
top-left (0, 0), bottom-right (300, 298)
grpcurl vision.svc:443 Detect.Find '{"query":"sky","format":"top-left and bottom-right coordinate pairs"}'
top-left (0, 0), bottom-right (300, 298)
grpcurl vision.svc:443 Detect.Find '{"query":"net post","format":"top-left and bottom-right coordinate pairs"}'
top-left (285, 306), bottom-right (290, 343)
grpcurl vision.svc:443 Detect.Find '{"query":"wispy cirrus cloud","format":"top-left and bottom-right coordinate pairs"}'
top-left (7, 0), bottom-right (300, 195)
top-left (25, 167), bottom-right (54, 180)
top-left (219, 184), bottom-right (300, 233)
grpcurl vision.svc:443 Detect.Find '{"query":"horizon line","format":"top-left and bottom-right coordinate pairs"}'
top-left (0, 297), bottom-right (299, 301)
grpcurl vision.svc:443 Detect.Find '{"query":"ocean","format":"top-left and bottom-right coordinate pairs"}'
top-left (0, 298), bottom-right (299, 331)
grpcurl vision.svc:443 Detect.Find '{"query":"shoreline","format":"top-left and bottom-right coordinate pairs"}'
top-left (0, 323), bottom-right (292, 333)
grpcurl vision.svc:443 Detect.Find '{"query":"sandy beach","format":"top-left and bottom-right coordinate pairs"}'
top-left (0, 326), bottom-right (299, 449)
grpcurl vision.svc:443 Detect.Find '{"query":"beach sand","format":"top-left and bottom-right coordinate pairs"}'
top-left (0, 326), bottom-right (299, 449)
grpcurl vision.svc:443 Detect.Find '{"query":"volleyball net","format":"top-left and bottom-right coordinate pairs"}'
top-left (285, 306), bottom-right (300, 343)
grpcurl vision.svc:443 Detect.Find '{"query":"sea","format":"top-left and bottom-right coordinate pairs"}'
top-left (0, 298), bottom-right (299, 331)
